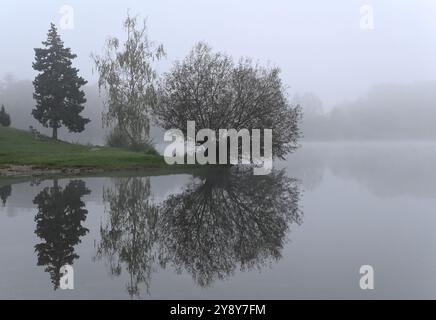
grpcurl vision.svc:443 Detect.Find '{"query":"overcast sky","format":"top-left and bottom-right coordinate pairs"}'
top-left (0, 0), bottom-right (435, 109)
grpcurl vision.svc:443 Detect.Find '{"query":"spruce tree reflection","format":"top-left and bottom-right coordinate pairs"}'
top-left (0, 185), bottom-right (12, 207)
top-left (96, 177), bottom-right (159, 298)
top-left (159, 167), bottom-right (302, 288)
top-left (33, 180), bottom-right (90, 289)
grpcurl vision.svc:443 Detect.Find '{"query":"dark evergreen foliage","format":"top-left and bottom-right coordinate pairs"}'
top-left (0, 104), bottom-right (11, 127)
top-left (32, 24), bottom-right (90, 139)
top-left (0, 185), bottom-right (12, 206)
top-left (33, 180), bottom-right (91, 289)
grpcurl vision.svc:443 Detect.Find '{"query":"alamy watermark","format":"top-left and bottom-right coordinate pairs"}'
top-left (359, 265), bottom-right (375, 290)
top-left (164, 121), bottom-right (273, 176)
top-left (360, 5), bottom-right (375, 30)
top-left (60, 265), bottom-right (74, 290)
top-left (59, 5), bottom-right (75, 30)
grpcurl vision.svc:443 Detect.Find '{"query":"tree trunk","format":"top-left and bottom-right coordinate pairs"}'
top-left (52, 127), bottom-right (58, 140)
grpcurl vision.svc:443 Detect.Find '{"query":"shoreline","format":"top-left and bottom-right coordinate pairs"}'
top-left (0, 163), bottom-right (174, 179)
top-left (0, 165), bottom-right (108, 178)
top-left (0, 164), bottom-right (203, 185)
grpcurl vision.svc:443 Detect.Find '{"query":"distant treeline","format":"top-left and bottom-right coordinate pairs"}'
top-left (1, 78), bottom-right (436, 143)
top-left (299, 82), bottom-right (436, 141)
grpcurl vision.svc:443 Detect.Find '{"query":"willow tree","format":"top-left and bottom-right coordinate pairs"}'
top-left (93, 14), bottom-right (165, 150)
top-left (96, 177), bottom-right (159, 297)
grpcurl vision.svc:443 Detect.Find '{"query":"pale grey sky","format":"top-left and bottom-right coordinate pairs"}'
top-left (0, 0), bottom-right (435, 108)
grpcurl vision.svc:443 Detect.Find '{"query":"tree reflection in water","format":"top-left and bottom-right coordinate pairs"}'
top-left (33, 180), bottom-right (90, 290)
top-left (95, 177), bottom-right (159, 298)
top-left (159, 167), bottom-right (302, 287)
top-left (97, 167), bottom-right (302, 296)
top-left (0, 185), bottom-right (12, 207)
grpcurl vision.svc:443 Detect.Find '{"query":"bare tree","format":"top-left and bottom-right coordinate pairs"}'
top-left (152, 42), bottom-right (302, 159)
top-left (93, 14), bottom-right (165, 151)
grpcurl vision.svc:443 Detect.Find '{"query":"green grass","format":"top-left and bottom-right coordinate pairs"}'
top-left (0, 126), bottom-right (165, 170)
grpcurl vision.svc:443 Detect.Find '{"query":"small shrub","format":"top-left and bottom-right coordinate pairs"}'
top-left (105, 128), bottom-right (158, 155)
top-left (129, 140), bottom-right (159, 155)
top-left (0, 105), bottom-right (11, 127)
top-left (105, 128), bottom-right (130, 149)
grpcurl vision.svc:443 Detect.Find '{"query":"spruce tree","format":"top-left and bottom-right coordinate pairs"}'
top-left (32, 23), bottom-right (90, 139)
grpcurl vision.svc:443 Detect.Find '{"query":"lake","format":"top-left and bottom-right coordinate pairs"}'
top-left (1, 142), bottom-right (436, 299)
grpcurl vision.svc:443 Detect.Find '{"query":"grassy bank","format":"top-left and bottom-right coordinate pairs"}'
top-left (0, 126), bottom-right (166, 172)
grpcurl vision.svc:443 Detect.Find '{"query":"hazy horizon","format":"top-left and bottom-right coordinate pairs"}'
top-left (1, 0), bottom-right (435, 109)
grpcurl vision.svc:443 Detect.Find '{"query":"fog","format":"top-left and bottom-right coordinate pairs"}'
top-left (0, 0), bottom-right (435, 143)
top-left (299, 82), bottom-right (436, 140)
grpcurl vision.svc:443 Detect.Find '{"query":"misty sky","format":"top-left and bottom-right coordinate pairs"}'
top-left (0, 0), bottom-right (435, 109)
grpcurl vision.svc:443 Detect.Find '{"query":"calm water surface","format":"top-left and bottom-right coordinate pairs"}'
top-left (1, 142), bottom-right (436, 299)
